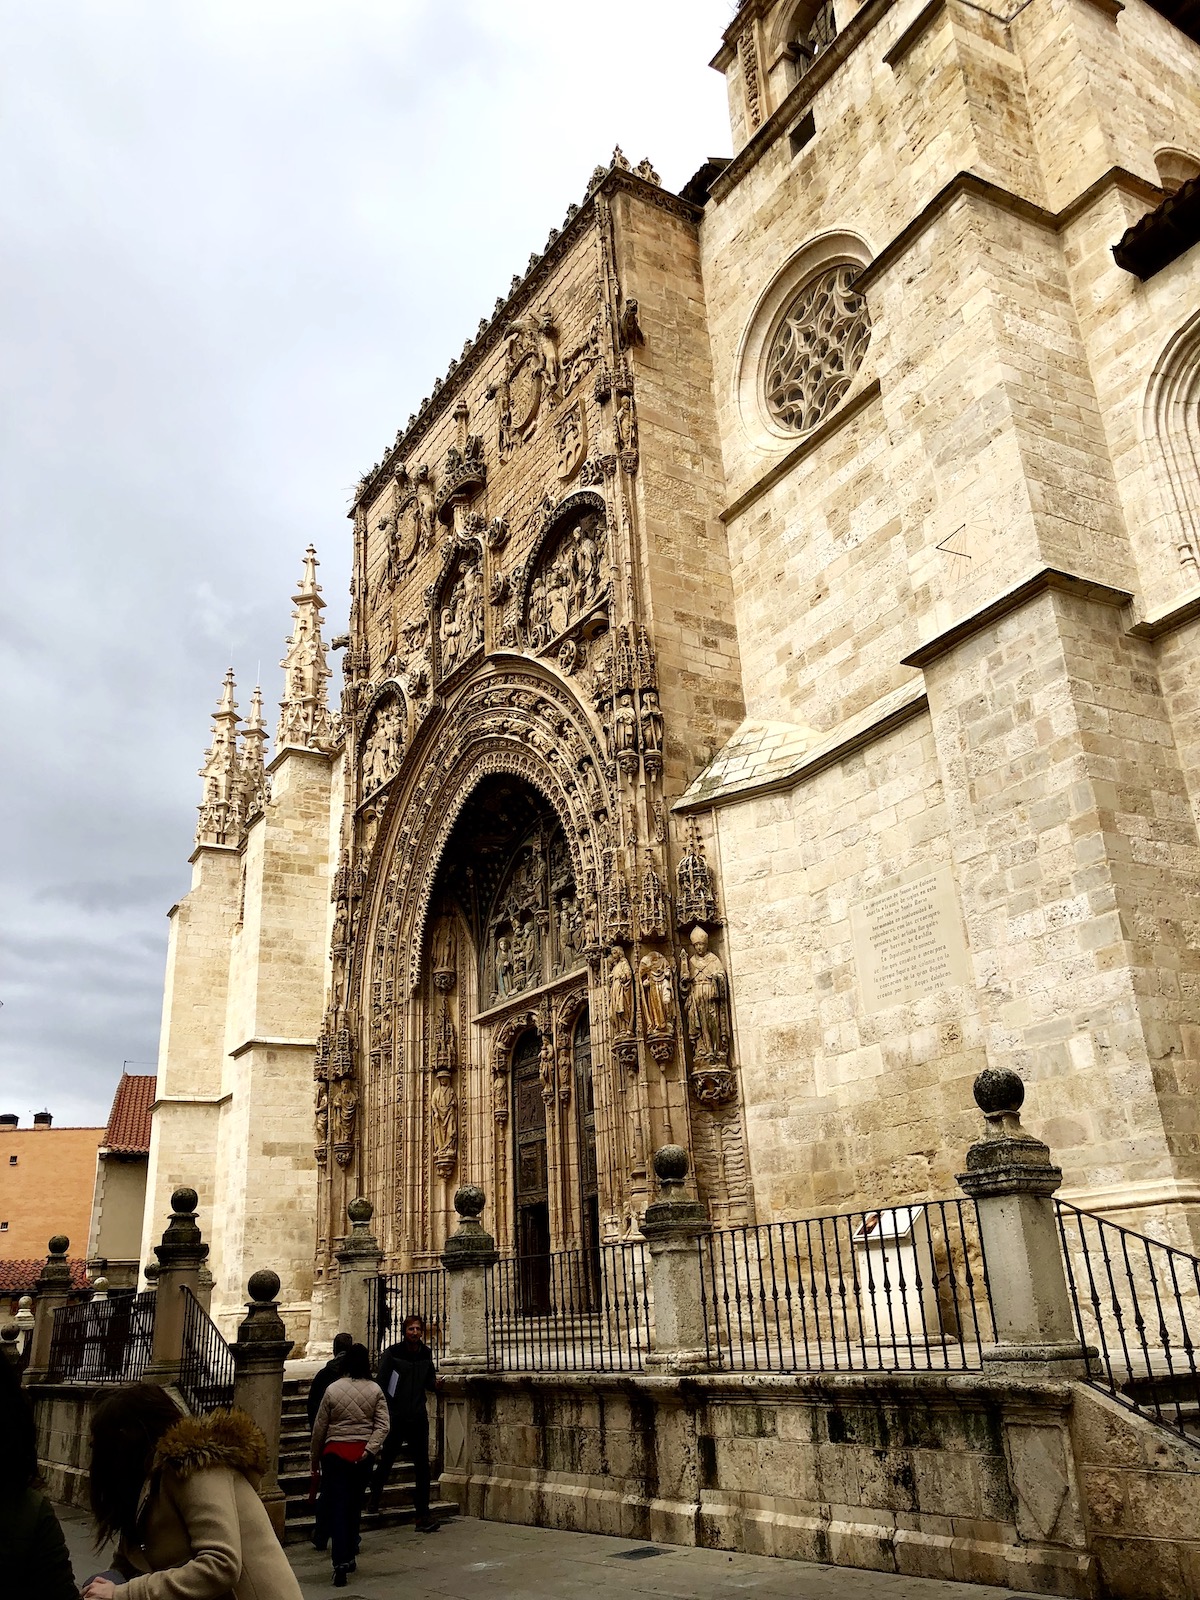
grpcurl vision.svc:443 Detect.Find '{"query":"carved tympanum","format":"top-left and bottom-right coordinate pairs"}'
top-left (360, 693), bottom-right (405, 798)
top-left (525, 505), bottom-right (609, 654)
top-left (765, 264), bottom-right (871, 433)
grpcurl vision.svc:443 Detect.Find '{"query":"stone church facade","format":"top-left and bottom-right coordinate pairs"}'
top-left (141, 0), bottom-right (1200, 1347)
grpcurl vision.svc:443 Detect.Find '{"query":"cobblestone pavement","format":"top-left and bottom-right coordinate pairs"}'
top-left (59, 1503), bottom-right (1041, 1600)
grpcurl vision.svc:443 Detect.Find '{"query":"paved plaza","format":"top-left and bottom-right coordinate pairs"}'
top-left (59, 1504), bottom-right (1042, 1600)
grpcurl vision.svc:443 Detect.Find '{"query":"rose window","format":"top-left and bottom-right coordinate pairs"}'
top-left (764, 263), bottom-right (871, 433)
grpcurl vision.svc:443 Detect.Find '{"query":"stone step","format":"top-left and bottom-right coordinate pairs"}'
top-left (279, 1465), bottom-right (417, 1496)
top-left (280, 1498), bottom-right (457, 1547)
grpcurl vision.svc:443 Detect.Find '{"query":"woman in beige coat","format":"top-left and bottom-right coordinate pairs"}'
top-left (81, 1383), bottom-right (302, 1600)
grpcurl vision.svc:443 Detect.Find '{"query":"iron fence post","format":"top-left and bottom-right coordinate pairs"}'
top-left (232, 1270), bottom-right (293, 1537)
top-left (441, 1184), bottom-right (497, 1374)
top-left (24, 1235), bottom-right (76, 1383)
top-left (642, 1146), bottom-right (712, 1374)
top-left (334, 1197), bottom-right (383, 1348)
top-left (146, 1187), bottom-right (210, 1384)
top-left (957, 1068), bottom-right (1093, 1375)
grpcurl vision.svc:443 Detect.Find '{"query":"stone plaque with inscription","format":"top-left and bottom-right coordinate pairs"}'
top-left (850, 863), bottom-right (971, 1014)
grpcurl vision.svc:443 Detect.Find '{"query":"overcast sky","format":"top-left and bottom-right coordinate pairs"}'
top-left (0, 1), bottom-right (733, 1126)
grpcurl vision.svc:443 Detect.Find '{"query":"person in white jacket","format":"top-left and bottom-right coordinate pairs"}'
top-left (310, 1343), bottom-right (390, 1587)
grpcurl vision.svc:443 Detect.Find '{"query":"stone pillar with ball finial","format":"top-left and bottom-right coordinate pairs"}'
top-left (642, 1146), bottom-right (712, 1373)
top-left (957, 1068), bottom-right (1093, 1374)
top-left (24, 1235), bottom-right (77, 1383)
top-left (441, 1185), bottom-right (497, 1373)
top-left (146, 1187), bottom-right (210, 1384)
top-left (232, 1270), bottom-right (294, 1535)
top-left (335, 1197), bottom-right (383, 1350)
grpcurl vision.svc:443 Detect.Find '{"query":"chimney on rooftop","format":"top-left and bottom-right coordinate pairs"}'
top-left (0, 1114), bottom-right (17, 1129)
top-left (32, 1111), bottom-right (52, 1129)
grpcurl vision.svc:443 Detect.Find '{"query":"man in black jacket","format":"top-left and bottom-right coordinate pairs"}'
top-left (369, 1314), bottom-right (441, 1530)
top-left (307, 1330), bottom-right (353, 1551)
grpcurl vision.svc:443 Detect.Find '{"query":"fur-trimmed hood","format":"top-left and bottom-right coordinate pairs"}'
top-left (152, 1408), bottom-right (268, 1485)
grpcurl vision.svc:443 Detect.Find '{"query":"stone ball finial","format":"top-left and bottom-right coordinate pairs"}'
top-left (247, 1269), bottom-right (280, 1303)
top-left (144, 1262), bottom-right (160, 1282)
top-left (454, 1184), bottom-right (486, 1220)
top-left (653, 1145), bottom-right (690, 1185)
top-left (93, 1277), bottom-right (109, 1292)
top-left (48, 1235), bottom-right (69, 1256)
top-left (973, 1068), bottom-right (1025, 1118)
top-left (347, 1196), bottom-right (374, 1224)
top-left (171, 1187), bottom-right (198, 1214)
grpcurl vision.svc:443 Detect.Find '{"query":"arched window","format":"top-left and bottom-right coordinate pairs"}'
top-left (1145, 312), bottom-right (1200, 571)
top-left (784, 0), bottom-right (838, 81)
top-left (764, 263), bottom-right (871, 433)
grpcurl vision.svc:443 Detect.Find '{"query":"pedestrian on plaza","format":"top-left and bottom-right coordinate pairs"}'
top-left (80, 1383), bottom-right (303, 1599)
top-left (369, 1312), bottom-right (442, 1531)
top-left (307, 1328), bottom-right (354, 1552)
top-left (309, 1341), bottom-right (389, 1588)
top-left (0, 1355), bottom-right (78, 1599)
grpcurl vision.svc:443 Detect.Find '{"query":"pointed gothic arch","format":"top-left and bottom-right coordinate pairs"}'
top-left (1145, 309), bottom-right (1200, 570)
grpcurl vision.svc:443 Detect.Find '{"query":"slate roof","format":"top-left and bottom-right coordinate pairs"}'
top-left (103, 1073), bottom-right (157, 1154)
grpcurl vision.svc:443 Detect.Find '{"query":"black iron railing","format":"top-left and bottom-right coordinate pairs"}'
top-left (1057, 1200), bottom-right (1200, 1439)
top-left (47, 1292), bottom-right (156, 1384)
top-left (179, 1288), bottom-right (235, 1413)
top-left (486, 1242), bottom-right (650, 1372)
top-left (701, 1199), bottom-right (994, 1373)
top-left (368, 1268), bottom-right (447, 1358)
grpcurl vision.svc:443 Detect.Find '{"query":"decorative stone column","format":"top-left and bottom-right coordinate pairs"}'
top-left (441, 1185), bottom-right (497, 1373)
top-left (641, 1146), bottom-right (711, 1374)
top-left (957, 1069), bottom-right (1092, 1374)
top-left (335, 1197), bottom-right (382, 1349)
top-left (147, 1187), bottom-right (210, 1384)
top-left (232, 1270), bottom-right (294, 1537)
top-left (15, 1295), bottom-right (34, 1356)
top-left (1, 1322), bottom-right (22, 1367)
top-left (24, 1236), bottom-right (75, 1383)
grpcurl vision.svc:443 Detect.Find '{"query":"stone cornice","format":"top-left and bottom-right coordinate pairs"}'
top-left (1126, 585), bottom-right (1200, 641)
top-left (901, 568), bottom-right (1134, 670)
top-left (350, 170), bottom-right (700, 516)
top-left (855, 167), bottom-right (1164, 294)
top-left (228, 1037), bottom-right (319, 1059)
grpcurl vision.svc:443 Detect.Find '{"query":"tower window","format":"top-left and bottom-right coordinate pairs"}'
top-left (8, 1154), bottom-right (16, 1165)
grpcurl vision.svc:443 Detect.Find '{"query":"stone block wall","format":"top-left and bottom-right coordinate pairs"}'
top-left (440, 1369), bottom-right (1200, 1598)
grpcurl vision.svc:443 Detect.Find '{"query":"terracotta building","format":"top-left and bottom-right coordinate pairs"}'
top-left (140, 0), bottom-right (1200, 1348)
top-left (0, 1112), bottom-right (103, 1276)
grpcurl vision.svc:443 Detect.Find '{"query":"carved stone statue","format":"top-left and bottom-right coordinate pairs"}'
top-left (495, 935), bottom-right (514, 998)
top-left (539, 1034), bottom-right (555, 1103)
top-left (608, 945), bottom-right (635, 1040)
top-left (639, 950), bottom-right (676, 1034)
top-left (639, 688), bottom-right (663, 753)
top-left (614, 693), bottom-right (638, 754)
top-left (680, 927), bottom-right (730, 1067)
top-left (432, 916), bottom-right (457, 991)
top-left (314, 1080), bottom-right (329, 1143)
top-left (492, 1067), bottom-right (509, 1124)
top-left (431, 1072), bottom-right (458, 1178)
top-left (333, 1080), bottom-right (358, 1146)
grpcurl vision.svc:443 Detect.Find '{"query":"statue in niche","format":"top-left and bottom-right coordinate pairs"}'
top-left (314, 1080), bottom-right (329, 1144)
top-left (556, 896), bottom-right (580, 971)
top-left (432, 917), bottom-right (457, 991)
top-left (438, 560), bottom-right (483, 678)
top-left (679, 927), bottom-right (730, 1067)
top-left (512, 919), bottom-right (539, 991)
top-left (614, 692), bottom-right (639, 773)
top-left (608, 945), bottom-right (635, 1041)
top-left (639, 951), bottom-right (676, 1035)
top-left (492, 1067), bottom-right (509, 1125)
top-left (361, 698), bottom-right (404, 796)
top-left (640, 688), bottom-right (663, 754)
top-left (539, 1034), bottom-right (555, 1103)
top-left (431, 1073), bottom-right (458, 1178)
top-left (332, 1081), bottom-right (358, 1147)
top-left (495, 936), bottom-right (514, 999)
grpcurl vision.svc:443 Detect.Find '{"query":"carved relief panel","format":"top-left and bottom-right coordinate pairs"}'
top-left (522, 498), bottom-right (610, 658)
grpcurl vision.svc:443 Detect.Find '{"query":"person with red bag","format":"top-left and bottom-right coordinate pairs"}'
top-left (309, 1343), bottom-right (389, 1587)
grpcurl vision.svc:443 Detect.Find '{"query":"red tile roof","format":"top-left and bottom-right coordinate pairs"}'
top-left (0, 1258), bottom-right (90, 1294)
top-left (103, 1073), bottom-right (156, 1154)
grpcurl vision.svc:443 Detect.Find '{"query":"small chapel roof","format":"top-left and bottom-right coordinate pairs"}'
top-left (103, 1073), bottom-right (157, 1154)
top-left (0, 1257), bottom-right (90, 1294)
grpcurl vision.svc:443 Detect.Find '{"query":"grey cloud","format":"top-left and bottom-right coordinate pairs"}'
top-left (0, 0), bottom-right (731, 1121)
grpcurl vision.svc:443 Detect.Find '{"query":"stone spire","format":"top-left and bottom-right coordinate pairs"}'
top-left (277, 545), bottom-right (335, 753)
top-left (196, 668), bottom-right (243, 847)
top-left (239, 684), bottom-right (269, 824)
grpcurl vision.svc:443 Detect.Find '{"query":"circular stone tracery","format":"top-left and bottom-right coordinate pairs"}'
top-left (764, 263), bottom-right (871, 433)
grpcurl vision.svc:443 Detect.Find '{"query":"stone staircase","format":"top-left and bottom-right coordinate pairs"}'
top-left (277, 1377), bottom-right (458, 1545)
